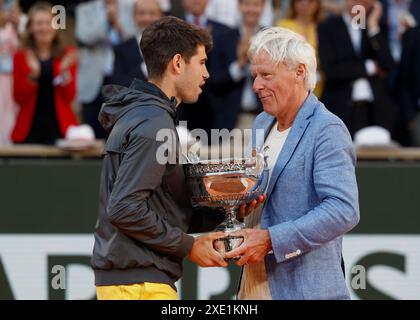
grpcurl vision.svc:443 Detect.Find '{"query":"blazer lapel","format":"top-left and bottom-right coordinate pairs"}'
top-left (251, 113), bottom-right (276, 156)
top-left (265, 94), bottom-right (317, 199)
top-left (339, 15), bottom-right (361, 58)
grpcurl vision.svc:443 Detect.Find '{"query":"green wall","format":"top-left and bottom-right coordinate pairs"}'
top-left (0, 159), bottom-right (419, 299)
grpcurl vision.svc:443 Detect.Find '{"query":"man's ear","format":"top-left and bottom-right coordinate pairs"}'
top-left (295, 64), bottom-right (306, 83)
top-left (171, 54), bottom-right (184, 75)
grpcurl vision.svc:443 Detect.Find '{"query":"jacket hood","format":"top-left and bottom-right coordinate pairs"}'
top-left (98, 80), bottom-right (178, 133)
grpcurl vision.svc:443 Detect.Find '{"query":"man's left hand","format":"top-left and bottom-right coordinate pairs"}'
top-left (237, 194), bottom-right (267, 220)
top-left (224, 228), bottom-right (272, 266)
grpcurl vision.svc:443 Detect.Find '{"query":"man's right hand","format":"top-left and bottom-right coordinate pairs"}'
top-left (187, 232), bottom-right (228, 268)
top-left (237, 36), bottom-right (251, 69)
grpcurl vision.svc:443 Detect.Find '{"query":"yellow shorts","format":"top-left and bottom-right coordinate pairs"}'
top-left (96, 282), bottom-right (179, 300)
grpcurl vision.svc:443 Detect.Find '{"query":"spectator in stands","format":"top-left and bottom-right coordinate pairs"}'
top-left (11, 2), bottom-right (78, 144)
top-left (110, 0), bottom-right (162, 87)
top-left (381, 0), bottom-right (420, 32)
top-left (75, 0), bottom-right (134, 139)
top-left (380, 0), bottom-right (417, 62)
top-left (318, 0), bottom-right (397, 137)
top-left (206, 0), bottom-right (274, 28)
top-left (378, 0), bottom-right (418, 145)
top-left (398, 26), bottom-right (420, 145)
top-left (277, 0), bottom-right (324, 97)
top-left (177, 0), bottom-right (234, 134)
top-left (209, 0), bottom-right (266, 131)
top-left (0, 0), bottom-right (19, 145)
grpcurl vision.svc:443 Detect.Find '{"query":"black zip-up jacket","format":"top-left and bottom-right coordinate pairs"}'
top-left (92, 79), bottom-right (221, 289)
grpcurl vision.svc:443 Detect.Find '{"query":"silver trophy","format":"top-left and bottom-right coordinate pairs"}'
top-left (183, 149), bottom-right (269, 259)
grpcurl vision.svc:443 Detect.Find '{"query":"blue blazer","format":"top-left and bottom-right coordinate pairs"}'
top-left (249, 93), bottom-right (360, 300)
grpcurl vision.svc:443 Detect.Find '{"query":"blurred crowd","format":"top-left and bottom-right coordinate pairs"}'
top-left (0, 0), bottom-right (419, 146)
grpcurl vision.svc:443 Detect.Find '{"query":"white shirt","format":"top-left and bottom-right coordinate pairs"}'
top-left (342, 13), bottom-right (376, 103)
top-left (136, 34), bottom-right (148, 78)
top-left (238, 123), bottom-right (291, 300)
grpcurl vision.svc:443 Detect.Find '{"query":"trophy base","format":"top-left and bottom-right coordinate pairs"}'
top-left (213, 235), bottom-right (244, 261)
top-left (213, 218), bottom-right (245, 260)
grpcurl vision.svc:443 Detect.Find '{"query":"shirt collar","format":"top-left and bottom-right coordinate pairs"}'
top-left (129, 79), bottom-right (177, 108)
top-left (342, 11), bottom-right (354, 29)
top-left (185, 13), bottom-right (207, 28)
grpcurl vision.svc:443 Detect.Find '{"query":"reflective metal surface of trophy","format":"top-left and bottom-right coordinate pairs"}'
top-left (184, 149), bottom-right (269, 259)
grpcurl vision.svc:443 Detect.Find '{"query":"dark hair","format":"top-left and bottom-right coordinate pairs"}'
top-left (140, 16), bottom-right (212, 80)
top-left (21, 1), bottom-right (66, 58)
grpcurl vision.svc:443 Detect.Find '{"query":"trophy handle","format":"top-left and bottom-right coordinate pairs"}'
top-left (244, 154), bottom-right (269, 203)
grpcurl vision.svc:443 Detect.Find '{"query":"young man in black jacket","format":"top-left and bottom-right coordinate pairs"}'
top-left (91, 16), bottom-right (228, 300)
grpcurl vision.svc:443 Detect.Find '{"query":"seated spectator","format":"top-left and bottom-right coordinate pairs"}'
top-left (111, 0), bottom-right (162, 87)
top-left (277, 0), bottom-right (324, 97)
top-left (318, 0), bottom-right (397, 137)
top-left (12, 2), bottom-right (78, 144)
top-left (0, 0), bottom-right (19, 145)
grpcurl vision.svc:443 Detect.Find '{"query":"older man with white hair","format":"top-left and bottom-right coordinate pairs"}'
top-left (225, 27), bottom-right (360, 300)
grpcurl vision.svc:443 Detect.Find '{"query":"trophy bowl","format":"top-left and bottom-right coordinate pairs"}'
top-left (183, 153), bottom-right (269, 259)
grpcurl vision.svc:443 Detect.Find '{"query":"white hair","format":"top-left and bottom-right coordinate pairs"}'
top-left (249, 27), bottom-right (317, 91)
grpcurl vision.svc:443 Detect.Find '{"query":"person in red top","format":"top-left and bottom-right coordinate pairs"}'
top-left (12, 1), bottom-right (78, 144)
